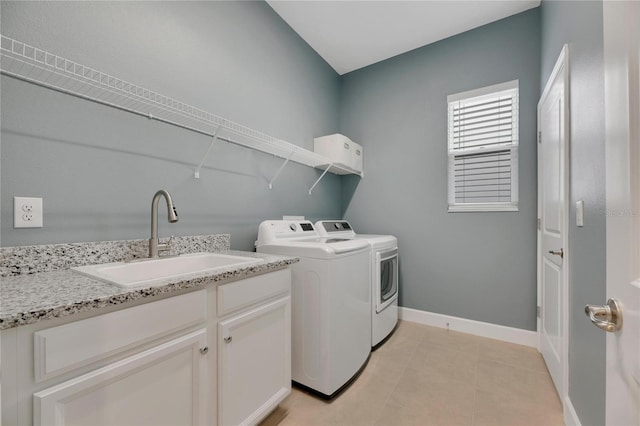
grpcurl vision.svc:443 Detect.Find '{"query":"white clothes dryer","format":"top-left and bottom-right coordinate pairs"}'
top-left (256, 220), bottom-right (371, 398)
top-left (315, 221), bottom-right (399, 348)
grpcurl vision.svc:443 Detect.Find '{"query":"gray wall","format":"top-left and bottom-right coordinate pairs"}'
top-left (0, 1), bottom-right (342, 249)
top-left (541, 1), bottom-right (606, 425)
top-left (340, 9), bottom-right (541, 331)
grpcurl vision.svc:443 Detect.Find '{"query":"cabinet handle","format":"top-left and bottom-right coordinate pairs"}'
top-left (200, 346), bottom-right (209, 355)
top-left (224, 336), bottom-right (232, 343)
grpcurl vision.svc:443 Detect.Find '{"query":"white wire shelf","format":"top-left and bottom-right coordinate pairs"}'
top-left (0, 34), bottom-right (362, 191)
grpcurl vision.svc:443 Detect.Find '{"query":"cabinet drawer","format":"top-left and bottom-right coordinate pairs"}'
top-left (217, 269), bottom-right (290, 317)
top-left (34, 290), bottom-right (206, 382)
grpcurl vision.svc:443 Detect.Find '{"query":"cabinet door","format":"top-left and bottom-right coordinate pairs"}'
top-left (34, 329), bottom-right (208, 426)
top-left (218, 297), bottom-right (291, 426)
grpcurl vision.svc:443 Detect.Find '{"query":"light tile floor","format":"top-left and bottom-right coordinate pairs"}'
top-left (260, 320), bottom-right (564, 426)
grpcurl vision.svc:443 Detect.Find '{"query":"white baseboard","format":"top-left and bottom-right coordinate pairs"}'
top-left (564, 395), bottom-right (581, 426)
top-left (399, 307), bottom-right (538, 347)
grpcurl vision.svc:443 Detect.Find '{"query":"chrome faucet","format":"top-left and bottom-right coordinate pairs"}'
top-left (149, 189), bottom-right (178, 258)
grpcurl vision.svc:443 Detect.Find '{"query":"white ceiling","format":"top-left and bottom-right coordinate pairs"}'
top-left (266, 1), bottom-right (541, 75)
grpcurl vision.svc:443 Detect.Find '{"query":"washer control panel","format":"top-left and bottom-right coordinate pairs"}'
top-left (317, 221), bottom-right (353, 233)
top-left (300, 223), bottom-right (314, 231)
top-left (256, 220), bottom-right (318, 245)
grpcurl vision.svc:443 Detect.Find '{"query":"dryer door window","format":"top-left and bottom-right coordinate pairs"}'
top-left (377, 249), bottom-right (398, 312)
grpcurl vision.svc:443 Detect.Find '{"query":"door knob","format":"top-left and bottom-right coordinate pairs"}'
top-left (548, 248), bottom-right (564, 258)
top-left (585, 298), bottom-right (622, 332)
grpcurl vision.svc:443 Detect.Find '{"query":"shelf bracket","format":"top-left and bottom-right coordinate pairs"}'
top-left (308, 163), bottom-right (333, 195)
top-left (194, 126), bottom-right (222, 178)
top-left (268, 149), bottom-right (295, 189)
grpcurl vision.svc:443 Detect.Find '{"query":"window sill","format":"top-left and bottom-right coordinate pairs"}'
top-left (448, 204), bottom-right (519, 213)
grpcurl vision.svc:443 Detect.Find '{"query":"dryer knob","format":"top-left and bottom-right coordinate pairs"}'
top-left (334, 223), bottom-right (340, 229)
top-left (289, 224), bottom-right (296, 232)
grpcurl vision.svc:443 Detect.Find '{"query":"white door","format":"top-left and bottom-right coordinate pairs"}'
top-left (602, 2), bottom-right (640, 425)
top-left (538, 44), bottom-right (569, 401)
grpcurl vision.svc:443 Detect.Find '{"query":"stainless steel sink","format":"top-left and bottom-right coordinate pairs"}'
top-left (72, 252), bottom-right (260, 288)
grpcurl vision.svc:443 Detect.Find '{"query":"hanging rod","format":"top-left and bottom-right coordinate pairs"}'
top-left (1, 67), bottom-right (281, 156)
top-left (0, 34), bottom-right (361, 190)
top-left (3, 67), bottom-right (220, 138)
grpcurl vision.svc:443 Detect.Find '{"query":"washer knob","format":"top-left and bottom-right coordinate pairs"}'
top-left (334, 223), bottom-right (340, 229)
top-left (289, 223), bottom-right (296, 231)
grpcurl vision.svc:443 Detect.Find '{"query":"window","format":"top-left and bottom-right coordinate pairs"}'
top-left (447, 80), bottom-right (519, 212)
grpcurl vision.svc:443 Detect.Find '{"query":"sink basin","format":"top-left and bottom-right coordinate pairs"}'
top-left (72, 252), bottom-right (260, 288)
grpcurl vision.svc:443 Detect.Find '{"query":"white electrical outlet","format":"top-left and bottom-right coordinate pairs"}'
top-left (14, 197), bottom-right (43, 228)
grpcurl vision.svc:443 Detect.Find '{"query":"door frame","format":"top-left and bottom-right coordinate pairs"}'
top-left (537, 43), bottom-right (570, 418)
top-left (603, 1), bottom-right (640, 424)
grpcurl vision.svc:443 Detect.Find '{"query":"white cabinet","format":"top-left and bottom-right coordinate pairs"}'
top-left (0, 267), bottom-right (292, 426)
top-left (0, 335), bottom-right (3, 423)
top-left (34, 329), bottom-right (208, 426)
top-left (217, 269), bottom-right (292, 426)
top-left (1, 290), bottom-right (208, 426)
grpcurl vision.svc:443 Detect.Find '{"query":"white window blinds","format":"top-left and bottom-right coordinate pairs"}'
top-left (447, 80), bottom-right (519, 212)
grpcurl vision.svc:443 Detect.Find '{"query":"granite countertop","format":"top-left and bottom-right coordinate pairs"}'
top-left (0, 249), bottom-right (298, 331)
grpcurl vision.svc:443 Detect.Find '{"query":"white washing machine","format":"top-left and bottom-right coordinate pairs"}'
top-left (315, 221), bottom-right (399, 347)
top-left (256, 220), bottom-right (371, 398)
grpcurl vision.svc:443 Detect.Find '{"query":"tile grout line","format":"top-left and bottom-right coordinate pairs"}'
top-left (471, 343), bottom-right (481, 426)
top-left (479, 356), bottom-right (552, 376)
top-left (370, 326), bottom-right (427, 425)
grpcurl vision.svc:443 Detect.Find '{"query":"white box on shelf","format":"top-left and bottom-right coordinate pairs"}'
top-left (350, 140), bottom-right (363, 174)
top-left (313, 133), bottom-right (363, 175)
